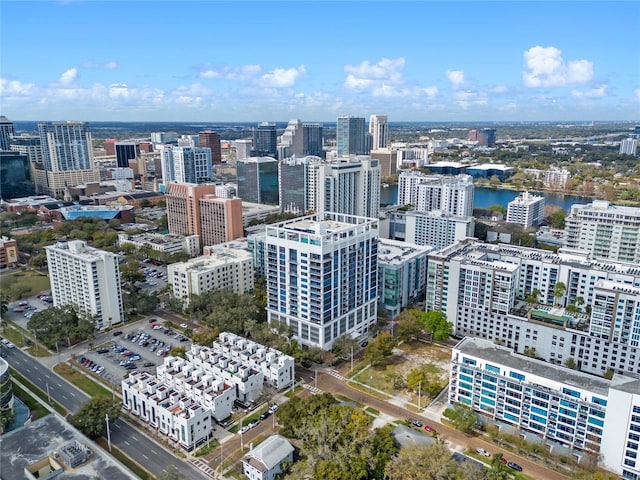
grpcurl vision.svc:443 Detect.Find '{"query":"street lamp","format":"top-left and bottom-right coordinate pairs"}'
top-left (418, 380), bottom-right (422, 410)
top-left (105, 413), bottom-right (112, 452)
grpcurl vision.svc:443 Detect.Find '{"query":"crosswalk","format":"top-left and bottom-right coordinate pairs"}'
top-left (303, 384), bottom-right (322, 394)
top-left (326, 369), bottom-right (345, 381)
top-left (191, 458), bottom-right (216, 478)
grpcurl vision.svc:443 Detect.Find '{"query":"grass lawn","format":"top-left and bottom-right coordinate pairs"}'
top-left (53, 363), bottom-right (113, 398)
top-left (0, 268), bottom-right (50, 300)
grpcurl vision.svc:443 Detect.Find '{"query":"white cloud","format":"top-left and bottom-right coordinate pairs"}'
top-left (344, 57), bottom-right (405, 83)
top-left (0, 77), bottom-right (36, 96)
top-left (571, 85), bottom-right (607, 99)
top-left (257, 65), bottom-right (306, 88)
top-left (635, 89), bottom-right (640, 102)
top-left (523, 46), bottom-right (593, 87)
top-left (82, 60), bottom-right (118, 70)
top-left (490, 85), bottom-right (508, 94)
top-left (423, 86), bottom-right (439, 98)
top-left (452, 90), bottom-right (488, 109)
top-left (446, 70), bottom-right (465, 89)
top-left (344, 75), bottom-right (373, 90)
top-left (199, 64), bottom-right (262, 81)
top-left (59, 68), bottom-right (78, 86)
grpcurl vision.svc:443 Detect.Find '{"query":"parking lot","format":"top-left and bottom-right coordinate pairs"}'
top-left (136, 261), bottom-right (169, 295)
top-left (79, 319), bottom-right (192, 387)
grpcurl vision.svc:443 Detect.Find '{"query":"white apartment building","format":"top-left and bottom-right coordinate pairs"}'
top-left (160, 145), bottom-right (213, 184)
top-left (122, 370), bottom-right (218, 451)
top-left (369, 114), bottom-right (389, 150)
top-left (620, 137), bottom-right (638, 156)
top-left (397, 171), bottom-right (474, 217)
top-left (167, 249), bottom-right (254, 304)
top-left (425, 240), bottom-right (640, 378)
top-left (564, 200), bottom-right (640, 263)
top-left (306, 156), bottom-right (381, 219)
top-left (265, 212), bottom-right (379, 350)
top-left (382, 208), bottom-right (474, 251)
top-left (506, 191), bottom-right (546, 228)
top-left (118, 232), bottom-right (200, 257)
top-left (45, 240), bottom-right (123, 330)
top-left (122, 334), bottom-right (294, 449)
top-left (378, 239), bottom-right (432, 318)
top-left (544, 168), bottom-right (571, 190)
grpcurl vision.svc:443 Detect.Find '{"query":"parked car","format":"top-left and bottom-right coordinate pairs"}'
top-left (423, 424), bottom-right (436, 433)
top-left (259, 411), bottom-right (271, 421)
top-left (180, 323), bottom-right (188, 329)
top-left (476, 448), bottom-right (491, 457)
top-left (410, 418), bottom-right (422, 427)
top-left (507, 461), bottom-right (523, 471)
top-left (248, 420), bottom-right (259, 429)
top-left (143, 362), bottom-right (155, 367)
top-left (239, 425), bottom-right (250, 435)
top-left (96, 348), bottom-right (109, 354)
top-left (268, 404), bottom-right (279, 414)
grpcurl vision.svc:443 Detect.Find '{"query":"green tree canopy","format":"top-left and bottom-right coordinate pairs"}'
top-left (385, 442), bottom-right (474, 480)
top-left (27, 305), bottom-right (95, 348)
top-left (419, 311), bottom-right (453, 341)
top-left (443, 403), bottom-right (478, 433)
top-left (364, 332), bottom-right (397, 366)
top-left (395, 309), bottom-right (423, 343)
top-left (71, 397), bottom-right (120, 439)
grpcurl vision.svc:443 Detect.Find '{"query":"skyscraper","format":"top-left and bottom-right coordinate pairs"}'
top-left (336, 116), bottom-right (366, 157)
top-left (115, 142), bottom-right (140, 168)
top-left (398, 171), bottom-right (474, 217)
top-left (38, 121), bottom-right (94, 171)
top-left (265, 212), bottom-right (379, 350)
top-left (236, 157), bottom-right (279, 205)
top-left (303, 123), bottom-right (323, 157)
top-left (620, 137), bottom-right (638, 156)
top-left (369, 114), bottom-right (389, 150)
top-left (279, 157), bottom-right (308, 214)
top-left (160, 146), bottom-right (213, 184)
top-left (0, 116), bottom-right (15, 150)
top-left (235, 139), bottom-right (252, 161)
top-left (280, 120), bottom-right (304, 157)
top-left (252, 122), bottom-right (277, 158)
top-left (0, 151), bottom-right (34, 199)
top-left (506, 191), bottom-right (545, 228)
top-left (199, 131), bottom-right (222, 164)
top-left (45, 240), bottom-right (123, 330)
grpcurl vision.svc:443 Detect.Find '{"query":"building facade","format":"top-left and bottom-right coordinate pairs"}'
top-left (165, 182), bottom-right (216, 241)
top-left (620, 138), bottom-right (638, 156)
top-left (506, 192), bottom-right (546, 228)
top-left (336, 116), bottom-right (367, 157)
top-left (369, 114), bottom-right (389, 150)
top-left (118, 232), bottom-right (200, 257)
top-left (252, 123), bottom-right (277, 158)
top-left (0, 236), bottom-right (19, 268)
top-left (378, 239), bottom-right (432, 318)
top-left (242, 435), bottom-right (295, 480)
top-left (198, 131), bottom-right (222, 164)
top-left (45, 240), bottom-right (123, 330)
top-left (0, 357), bottom-right (14, 414)
top-left (564, 201), bottom-right (640, 263)
top-left (198, 195), bottom-right (244, 247)
top-left (38, 121), bottom-right (94, 172)
top-left (115, 142), bottom-right (140, 168)
top-left (167, 249), bottom-right (254, 303)
top-left (0, 116), bottom-right (15, 150)
top-left (160, 146), bottom-right (213, 184)
top-left (265, 212), bottom-right (379, 349)
top-left (236, 157), bottom-right (279, 205)
top-left (0, 150), bottom-right (34, 199)
top-left (397, 172), bottom-right (474, 217)
top-left (278, 157), bottom-right (309, 215)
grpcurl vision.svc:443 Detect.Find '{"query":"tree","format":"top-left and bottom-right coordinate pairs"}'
top-left (564, 358), bottom-right (578, 370)
top-left (192, 326), bottom-right (219, 347)
top-left (385, 442), bottom-right (461, 480)
top-left (0, 408), bottom-right (15, 434)
top-left (487, 453), bottom-right (510, 480)
top-left (525, 288), bottom-right (541, 304)
top-left (120, 261), bottom-right (145, 288)
top-left (548, 209), bottom-right (566, 229)
top-left (420, 311), bottom-right (452, 341)
top-left (574, 296), bottom-right (585, 312)
top-left (442, 403), bottom-right (478, 434)
top-left (331, 334), bottom-right (359, 359)
top-left (603, 368), bottom-right (614, 380)
top-left (395, 309), bottom-right (422, 343)
top-left (71, 397), bottom-right (120, 439)
top-left (364, 332), bottom-right (397, 366)
top-left (170, 346), bottom-right (186, 358)
top-left (553, 281), bottom-right (567, 306)
top-left (523, 347), bottom-right (537, 358)
top-left (28, 305), bottom-right (95, 348)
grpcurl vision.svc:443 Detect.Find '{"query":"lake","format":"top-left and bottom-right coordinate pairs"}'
top-left (380, 184), bottom-right (593, 212)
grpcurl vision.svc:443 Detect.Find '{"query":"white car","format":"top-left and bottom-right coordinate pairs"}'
top-left (6, 342), bottom-right (15, 349)
top-left (476, 448), bottom-right (491, 457)
top-left (268, 404), bottom-right (279, 414)
top-left (239, 425), bottom-right (250, 435)
top-left (180, 323), bottom-right (188, 328)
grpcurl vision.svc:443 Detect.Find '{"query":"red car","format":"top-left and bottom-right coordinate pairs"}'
top-left (424, 425), bottom-right (436, 433)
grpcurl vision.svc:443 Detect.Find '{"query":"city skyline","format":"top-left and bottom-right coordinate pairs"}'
top-left (1, 1), bottom-right (639, 122)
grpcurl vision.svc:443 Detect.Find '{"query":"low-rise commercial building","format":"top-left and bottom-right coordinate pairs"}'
top-left (118, 232), bottom-right (200, 257)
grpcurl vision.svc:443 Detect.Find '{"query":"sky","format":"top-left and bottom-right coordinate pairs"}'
top-left (1, 1), bottom-right (639, 122)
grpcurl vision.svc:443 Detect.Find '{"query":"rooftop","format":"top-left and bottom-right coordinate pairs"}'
top-left (455, 337), bottom-right (611, 396)
top-left (378, 238), bottom-right (433, 264)
top-left (243, 434), bottom-right (294, 471)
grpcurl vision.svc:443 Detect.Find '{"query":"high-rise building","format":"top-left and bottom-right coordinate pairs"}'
top-left (620, 137), bottom-right (638, 156)
top-left (164, 183), bottom-right (243, 249)
top-left (336, 116), bottom-right (366, 157)
top-left (199, 131), bottom-right (222, 164)
top-left (369, 114), bottom-right (389, 150)
top-left (252, 123), bottom-right (277, 158)
top-left (303, 123), bottom-right (323, 157)
top-left (0, 236), bottom-right (19, 268)
top-left (280, 120), bottom-right (304, 158)
top-left (150, 132), bottom-right (179, 144)
top-left (160, 146), bottom-right (213, 184)
top-left (279, 157), bottom-right (307, 214)
top-left (265, 212), bottom-right (379, 349)
top-left (370, 149), bottom-right (399, 178)
top-left (38, 121), bottom-right (94, 171)
top-left (0, 151), bottom-right (34, 199)
top-left (236, 157), bottom-right (279, 205)
top-left (103, 139), bottom-right (117, 156)
top-left (0, 116), bottom-right (15, 150)
top-left (45, 240), bottom-right (123, 330)
top-left (115, 142), bottom-right (140, 168)
top-left (397, 171), bottom-right (474, 217)
top-left (308, 156), bottom-right (381, 218)
top-left (198, 194), bottom-right (244, 247)
top-left (506, 191), bottom-right (545, 228)
top-left (10, 135), bottom-right (43, 164)
top-left (165, 183), bottom-right (216, 241)
top-left (234, 139), bottom-right (252, 161)
top-left (564, 200), bottom-right (640, 263)
top-left (482, 128), bottom-right (496, 147)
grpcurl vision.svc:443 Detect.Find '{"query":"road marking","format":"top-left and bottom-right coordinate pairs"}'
top-left (62, 395), bottom-right (68, 400)
top-left (113, 424), bottom-right (121, 429)
top-left (150, 449), bottom-right (158, 454)
top-left (69, 391), bottom-right (76, 397)
top-left (123, 441), bottom-right (130, 446)
top-left (131, 435), bottom-right (139, 441)
top-left (142, 454), bottom-right (149, 460)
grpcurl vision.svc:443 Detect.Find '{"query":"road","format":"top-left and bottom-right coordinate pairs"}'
top-left (298, 367), bottom-right (569, 480)
top-left (4, 346), bottom-right (208, 480)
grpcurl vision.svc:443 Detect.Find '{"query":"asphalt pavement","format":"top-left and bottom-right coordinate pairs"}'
top-left (4, 344), bottom-right (208, 479)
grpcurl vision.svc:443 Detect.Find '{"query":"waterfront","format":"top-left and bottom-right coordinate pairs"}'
top-left (380, 185), bottom-right (593, 212)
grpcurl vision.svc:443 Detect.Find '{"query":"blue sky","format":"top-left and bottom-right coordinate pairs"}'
top-left (1, 1), bottom-right (639, 122)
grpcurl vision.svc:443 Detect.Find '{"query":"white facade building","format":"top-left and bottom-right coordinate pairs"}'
top-left (369, 114), bottom-right (389, 150)
top-left (118, 232), bottom-right (200, 257)
top-left (620, 137), bottom-right (638, 156)
top-left (544, 168), bottom-right (571, 190)
top-left (160, 145), bottom-right (213, 184)
top-left (425, 240), bottom-right (640, 378)
top-left (167, 249), bottom-right (254, 304)
top-left (45, 240), bottom-right (123, 330)
top-left (242, 435), bottom-right (295, 480)
top-left (506, 192), bottom-right (546, 228)
top-left (378, 239), bottom-right (432, 318)
top-left (397, 171), bottom-right (474, 217)
top-left (564, 200), bottom-right (640, 263)
top-left (265, 212), bottom-right (379, 350)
